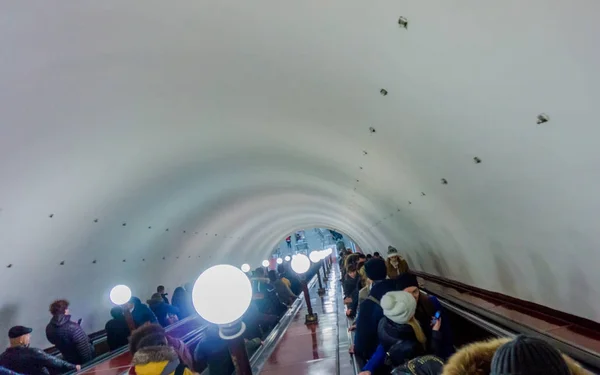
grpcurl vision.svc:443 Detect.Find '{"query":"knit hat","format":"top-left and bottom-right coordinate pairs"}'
top-left (388, 246), bottom-right (398, 256)
top-left (364, 258), bottom-right (387, 281)
top-left (490, 335), bottom-right (570, 375)
top-left (394, 272), bottom-right (419, 291)
top-left (380, 291), bottom-right (416, 324)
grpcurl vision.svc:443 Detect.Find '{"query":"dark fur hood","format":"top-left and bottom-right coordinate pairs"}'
top-left (132, 346), bottom-right (178, 365)
top-left (442, 338), bottom-right (591, 375)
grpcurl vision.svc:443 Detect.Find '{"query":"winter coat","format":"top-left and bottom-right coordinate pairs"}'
top-left (362, 317), bottom-right (442, 373)
top-left (194, 325), bottom-right (262, 375)
top-left (45, 314), bottom-right (94, 364)
top-left (392, 355), bottom-right (444, 375)
top-left (0, 346), bottom-right (77, 375)
top-left (386, 256), bottom-right (410, 279)
top-left (282, 272), bottom-right (302, 296)
top-left (272, 279), bottom-right (296, 305)
top-left (442, 337), bottom-right (590, 375)
top-left (343, 274), bottom-right (360, 299)
top-left (414, 294), bottom-right (454, 360)
top-left (132, 346), bottom-right (195, 375)
top-left (148, 300), bottom-right (180, 327)
top-left (0, 366), bottom-right (23, 375)
top-left (105, 316), bottom-right (131, 351)
top-left (353, 279), bottom-right (397, 359)
top-left (252, 278), bottom-right (287, 317)
top-left (172, 288), bottom-right (193, 319)
top-left (131, 302), bottom-right (159, 328)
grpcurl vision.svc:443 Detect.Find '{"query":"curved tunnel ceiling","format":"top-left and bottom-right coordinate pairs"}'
top-left (1, 1), bottom-right (599, 346)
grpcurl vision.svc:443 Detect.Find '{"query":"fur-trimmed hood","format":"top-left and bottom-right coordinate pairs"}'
top-left (442, 338), bottom-right (591, 375)
top-left (132, 346), bottom-right (178, 365)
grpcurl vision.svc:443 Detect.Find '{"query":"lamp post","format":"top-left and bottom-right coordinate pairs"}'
top-left (309, 251), bottom-right (326, 296)
top-left (109, 285), bottom-right (136, 333)
top-left (291, 254), bottom-right (318, 324)
top-left (192, 265), bottom-right (253, 375)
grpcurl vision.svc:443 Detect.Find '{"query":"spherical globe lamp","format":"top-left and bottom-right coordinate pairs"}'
top-left (291, 253), bottom-right (310, 274)
top-left (240, 263), bottom-right (251, 273)
top-left (110, 285), bottom-right (132, 305)
top-left (284, 255), bottom-right (291, 261)
top-left (192, 264), bottom-right (252, 325)
top-left (276, 258), bottom-right (283, 264)
top-left (309, 250), bottom-right (322, 263)
top-left (261, 260), bottom-right (269, 267)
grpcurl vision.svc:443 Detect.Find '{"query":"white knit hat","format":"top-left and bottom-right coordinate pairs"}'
top-left (387, 245), bottom-right (398, 256)
top-left (380, 291), bottom-right (416, 324)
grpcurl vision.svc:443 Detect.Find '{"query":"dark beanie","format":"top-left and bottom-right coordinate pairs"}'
top-left (364, 258), bottom-right (387, 281)
top-left (394, 273), bottom-right (418, 291)
top-left (491, 335), bottom-right (570, 375)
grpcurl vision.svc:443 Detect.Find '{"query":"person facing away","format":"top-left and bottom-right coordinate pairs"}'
top-left (391, 355), bottom-right (445, 375)
top-left (442, 335), bottom-right (590, 375)
top-left (268, 270), bottom-right (297, 306)
top-left (129, 324), bottom-right (194, 372)
top-left (348, 258), bottom-right (388, 319)
top-left (45, 299), bottom-right (94, 365)
top-left (127, 297), bottom-right (158, 328)
top-left (373, 252), bottom-right (381, 259)
top-left (171, 287), bottom-right (193, 319)
top-left (359, 291), bottom-right (442, 375)
top-left (278, 264), bottom-right (302, 296)
top-left (105, 306), bottom-right (131, 351)
top-left (157, 285), bottom-right (170, 305)
top-left (131, 329), bottom-right (195, 375)
top-left (147, 293), bottom-right (180, 327)
top-left (0, 325), bottom-right (80, 375)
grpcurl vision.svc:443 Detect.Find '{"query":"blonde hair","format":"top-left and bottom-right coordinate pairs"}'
top-left (407, 317), bottom-right (427, 349)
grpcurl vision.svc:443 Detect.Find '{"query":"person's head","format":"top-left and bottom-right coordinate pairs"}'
top-left (110, 306), bottom-right (124, 319)
top-left (157, 285), bottom-right (165, 294)
top-left (277, 264), bottom-right (285, 274)
top-left (380, 291), bottom-right (417, 324)
top-left (366, 254), bottom-right (372, 260)
top-left (364, 258), bottom-right (387, 281)
top-left (49, 300), bottom-right (69, 316)
top-left (490, 336), bottom-right (571, 375)
top-left (129, 323), bottom-right (167, 355)
top-left (347, 264), bottom-right (357, 277)
top-left (254, 267), bottom-right (266, 277)
top-left (147, 293), bottom-right (163, 305)
top-left (358, 254), bottom-right (367, 263)
top-left (373, 252), bottom-right (381, 258)
top-left (393, 355), bottom-right (444, 375)
top-left (394, 273), bottom-right (420, 302)
top-left (8, 326), bottom-right (32, 347)
top-left (126, 296), bottom-right (142, 311)
top-left (268, 270), bottom-right (278, 282)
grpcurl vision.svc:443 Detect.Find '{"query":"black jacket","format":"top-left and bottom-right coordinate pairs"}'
top-left (148, 300), bottom-right (180, 327)
top-left (161, 293), bottom-right (170, 305)
top-left (343, 274), bottom-right (360, 299)
top-left (105, 316), bottom-right (130, 351)
top-left (0, 346), bottom-right (76, 375)
top-left (45, 314), bottom-right (94, 364)
top-left (378, 318), bottom-right (442, 367)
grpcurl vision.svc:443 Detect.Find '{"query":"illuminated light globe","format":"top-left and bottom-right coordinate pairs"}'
top-left (309, 250), bottom-right (322, 263)
top-left (110, 285), bottom-right (132, 305)
top-left (276, 258), bottom-right (283, 264)
top-left (241, 263), bottom-right (251, 273)
top-left (291, 253), bottom-right (310, 274)
top-left (284, 255), bottom-right (291, 261)
top-left (192, 264), bottom-right (252, 325)
top-left (262, 260), bottom-right (269, 267)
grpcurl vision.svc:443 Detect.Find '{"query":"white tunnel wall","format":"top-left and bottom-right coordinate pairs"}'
top-left (1, 0), bottom-right (600, 347)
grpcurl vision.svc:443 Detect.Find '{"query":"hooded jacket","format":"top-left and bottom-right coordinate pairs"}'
top-left (132, 346), bottom-right (195, 375)
top-left (45, 314), bottom-right (94, 364)
top-left (0, 346), bottom-right (76, 375)
top-left (353, 279), bottom-right (397, 359)
top-left (441, 338), bottom-right (591, 375)
top-left (148, 299), bottom-right (180, 328)
top-left (130, 298), bottom-right (159, 328)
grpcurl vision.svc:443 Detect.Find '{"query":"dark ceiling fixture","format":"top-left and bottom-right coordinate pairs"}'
top-left (441, 178), bottom-right (448, 185)
top-left (380, 89), bottom-right (388, 96)
top-left (369, 127), bottom-right (376, 133)
top-left (398, 17), bottom-right (408, 29)
top-left (537, 113), bottom-right (549, 125)
top-left (473, 157), bottom-right (482, 164)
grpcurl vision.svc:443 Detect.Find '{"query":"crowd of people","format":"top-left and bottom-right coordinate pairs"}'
top-left (0, 262), bottom-right (309, 375)
top-left (0, 247), bottom-right (591, 375)
top-left (338, 246), bottom-right (590, 375)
